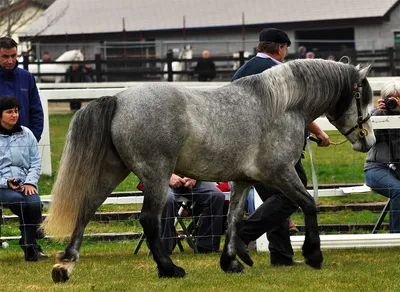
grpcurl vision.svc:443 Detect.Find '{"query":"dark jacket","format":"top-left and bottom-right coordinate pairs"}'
top-left (365, 109), bottom-right (400, 170)
top-left (194, 59), bottom-right (216, 81)
top-left (0, 64), bottom-right (44, 141)
top-left (66, 66), bottom-right (93, 83)
top-left (232, 56), bottom-right (277, 81)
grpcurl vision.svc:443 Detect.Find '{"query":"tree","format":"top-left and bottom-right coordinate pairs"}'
top-left (0, 0), bottom-right (66, 39)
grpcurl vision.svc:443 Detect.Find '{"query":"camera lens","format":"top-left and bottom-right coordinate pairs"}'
top-left (385, 99), bottom-right (397, 110)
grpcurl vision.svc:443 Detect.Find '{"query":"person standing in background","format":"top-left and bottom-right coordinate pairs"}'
top-left (0, 37), bottom-right (43, 141)
top-left (194, 50), bottom-right (216, 81)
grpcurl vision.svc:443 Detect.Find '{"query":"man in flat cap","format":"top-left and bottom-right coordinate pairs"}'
top-left (232, 28), bottom-right (291, 80)
top-left (232, 28), bottom-right (330, 267)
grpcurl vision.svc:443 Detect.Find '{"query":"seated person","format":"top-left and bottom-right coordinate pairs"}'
top-left (161, 174), bottom-right (225, 254)
top-left (365, 80), bottom-right (400, 233)
top-left (0, 95), bottom-right (47, 261)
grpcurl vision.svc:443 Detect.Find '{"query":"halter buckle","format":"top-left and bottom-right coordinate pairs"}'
top-left (358, 128), bottom-right (368, 138)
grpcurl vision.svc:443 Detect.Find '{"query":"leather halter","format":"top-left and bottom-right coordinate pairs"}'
top-left (343, 82), bottom-right (371, 139)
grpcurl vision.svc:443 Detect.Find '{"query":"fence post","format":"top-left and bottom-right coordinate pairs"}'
top-left (239, 51), bottom-right (245, 67)
top-left (95, 54), bottom-right (101, 82)
top-left (22, 52), bottom-right (29, 70)
top-left (388, 47), bottom-right (396, 76)
top-left (167, 50), bottom-right (173, 82)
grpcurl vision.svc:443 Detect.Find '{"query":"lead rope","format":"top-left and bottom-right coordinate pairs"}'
top-left (307, 137), bottom-right (319, 203)
top-left (309, 135), bottom-right (348, 146)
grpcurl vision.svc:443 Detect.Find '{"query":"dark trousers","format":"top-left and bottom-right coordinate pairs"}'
top-left (0, 189), bottom-right (42, 251)
top-left (238, 159), bottom-right (307, 265)
top-left (161, 182), bottom-right (225, 254)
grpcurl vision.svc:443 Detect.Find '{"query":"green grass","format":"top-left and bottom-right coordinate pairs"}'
top-left (1, 240), bottom-right (400, 291)
top-left (302, 131), bottom-right (368, 184)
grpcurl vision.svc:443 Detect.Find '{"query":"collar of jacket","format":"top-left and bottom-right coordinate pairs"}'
top-left (0, 122), bottom-right (23, 136)
top-left (0, 62), bottom-right (18, 79)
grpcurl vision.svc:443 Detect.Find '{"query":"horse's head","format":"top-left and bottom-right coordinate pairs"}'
top-left (326, 64), bottom-right (376, 152)
top-left (178, 45), bottom-right (193, 59)
top-left (73, 49), bottom-right (84, 61)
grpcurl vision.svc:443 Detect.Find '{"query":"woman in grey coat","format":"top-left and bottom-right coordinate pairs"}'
top-left (365, 80), bottom-right (400, 233)
top-left (0, 95), bottom-right (47, 261)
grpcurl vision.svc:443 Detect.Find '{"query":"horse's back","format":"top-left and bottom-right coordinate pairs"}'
top-left (110, 83), bottom-right (290, 181)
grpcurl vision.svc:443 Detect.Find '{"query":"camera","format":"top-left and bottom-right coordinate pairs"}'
top-left (11, 179), bottom-right (22, 189)
top-left (384, 99), bottom-right (397, 110)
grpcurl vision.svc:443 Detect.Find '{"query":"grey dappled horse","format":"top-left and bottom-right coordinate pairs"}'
top-left (43, 59), bottom-right (375, 283)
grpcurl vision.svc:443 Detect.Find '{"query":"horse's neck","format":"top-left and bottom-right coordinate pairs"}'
top-left (57, 51), bottom-right (78, 62)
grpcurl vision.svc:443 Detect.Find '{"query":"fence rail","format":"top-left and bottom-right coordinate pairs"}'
top-left (22, 48), bottom-right (400, 82)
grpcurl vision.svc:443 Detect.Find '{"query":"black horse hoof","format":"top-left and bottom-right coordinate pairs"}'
top-left (52, 264), bottom-right (70, 283)
top-left (158, 264), bottom-right (186, 278)
top-left (304, 251), bottom-right (323, 269)
top-left (220, 254), bottom-right (245, 273)
top-left (236, 239), bottom-right (254, 267)
top-left (305, 257), bottom-right (323, 269)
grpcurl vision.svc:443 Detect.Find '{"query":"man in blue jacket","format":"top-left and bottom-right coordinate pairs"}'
top-left (0, 37), bottom-right (43, 141)
top-left (232, 28), bottom-right (330, 266)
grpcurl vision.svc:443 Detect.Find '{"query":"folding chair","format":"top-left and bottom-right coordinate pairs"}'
top-left (133, 196), bottom-right (198, 255)
top-left (372, 199), bottom-right (390, 234)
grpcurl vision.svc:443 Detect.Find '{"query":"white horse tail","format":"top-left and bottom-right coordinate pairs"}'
top-left (42, 96), bottom-right (118, 240)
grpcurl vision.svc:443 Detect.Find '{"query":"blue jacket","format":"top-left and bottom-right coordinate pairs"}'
top-left (0, 125), bottom-right (41, 189)
top-left (232, 56), bottom-right (278, 81)
top-left (0, 65), bottom-right (44, 141)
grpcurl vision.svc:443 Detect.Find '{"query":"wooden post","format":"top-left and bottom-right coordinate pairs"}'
top-left (22, 52), bottom-right (29, 70)
top-left (239, 51), bottom-right (245, 67)
top-left (95, 54), bottom-right (101, 82)
top-left (167, 50), bottom-right (173, 82)
top-left (388, 47), bottom-right (396, 76)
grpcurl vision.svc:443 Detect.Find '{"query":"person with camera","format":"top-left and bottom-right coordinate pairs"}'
top-left (0, 95), bottom-right (47, 261)
top-left (365, 80), bottom-right (400, 233)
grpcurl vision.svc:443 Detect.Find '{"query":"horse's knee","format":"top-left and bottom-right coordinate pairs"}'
top-left (302, 202), bottom-right (317, 215)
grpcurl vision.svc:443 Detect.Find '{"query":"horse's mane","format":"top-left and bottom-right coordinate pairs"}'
top-left (234, 59), bottom-right (369, 118)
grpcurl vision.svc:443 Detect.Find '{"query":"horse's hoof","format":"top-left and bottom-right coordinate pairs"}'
top-left (304, 251), bottom-right (323, 269)
top-left (158, 264), bottom-right (186, 278)
top-left (223, 259), bottom-right (245, 274)
top-left (220, 253), bottom-right (245, 273)
top-left (236, 238), bottom-right (253, 267)
top-left (52, 264), bottom-right (70, 283)
top-left (305, 257), bottom-right (323, 269)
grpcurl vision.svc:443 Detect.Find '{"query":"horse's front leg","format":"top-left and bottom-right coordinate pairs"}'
top-left (277, 171), bottom-right (323, 269)
top-left (140, 182), bottom-right (185, 278)
top-left (220, 181), bottom-right (252, 273)
top-left (300, 193), bottom-right (323, 269)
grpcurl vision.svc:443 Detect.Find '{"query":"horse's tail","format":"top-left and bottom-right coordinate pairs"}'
top-left (42, 96), bottom-right (117, 241)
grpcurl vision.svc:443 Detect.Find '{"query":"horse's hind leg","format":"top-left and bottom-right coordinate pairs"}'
top-left (139, 180), bottom-right (185, 278)
top-left (52, 155), bottom-right (130, 283)
top-left (220, 181), bottom-right (252, 273)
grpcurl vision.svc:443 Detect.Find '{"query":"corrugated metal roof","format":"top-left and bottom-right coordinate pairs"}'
top-left (23, 0), bottom-right (400, 36)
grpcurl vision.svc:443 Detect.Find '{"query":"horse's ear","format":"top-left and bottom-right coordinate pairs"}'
top-left (358, 64), bottom-right (372, 79)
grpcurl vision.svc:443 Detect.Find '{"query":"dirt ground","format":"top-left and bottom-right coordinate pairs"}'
top-left (48, 101), bottom-right (91, 114)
